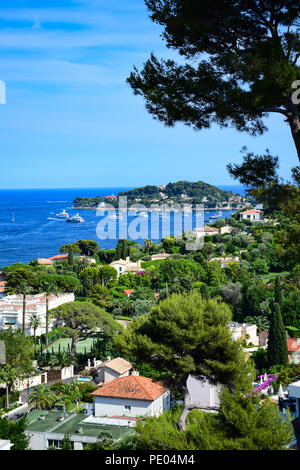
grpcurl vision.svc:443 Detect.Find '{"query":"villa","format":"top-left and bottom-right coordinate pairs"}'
top-left (109, 257), bottom-right (145, 277)
top-left (0, 281), bottom-right (6, 299)
top-left (0, 292), bottom-right (75, 335)
top-left (239, 209), bottom-right (263, 222)
top-left (229, 322), bottom-right (259, 346)
top-left (220, 225), bottom-right (233, 235)
top-left (94, 357), bottom-right (134, 385)
top-left (92, 374), bottom-right (171, 420)
top-left (37, 258), bottom-right (54, 266)
top-left (193, 226), bottom-right (219, 239)
top-left (209, 256), bottom-right (240, 268)
top-left (150, 253), bottom-right (171, 261)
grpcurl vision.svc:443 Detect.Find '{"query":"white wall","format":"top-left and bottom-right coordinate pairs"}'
top-left (187, 376), bottom-right (221, 409)
top-left (94, 392), bottom-right (170, 418)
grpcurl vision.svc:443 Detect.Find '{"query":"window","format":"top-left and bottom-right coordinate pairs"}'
top-left (124, 405), bottom-right (131, 411)
top-left (48, 440), bottom-right (63, 449)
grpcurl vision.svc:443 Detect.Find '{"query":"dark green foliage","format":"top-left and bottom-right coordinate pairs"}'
top-left (84, 432), bottom-right (114, 450)
top-left (0, 416), bottom-right (30, 450)
top-left (251, 348), bottom-right (269, 374)
top-left (62, 434), bottom-right (72, 450)
top-left (227, 147), bottom-right (279, 191)
top-left (77, 382), bottom-right (97, 403)
top-left (275, 276), bottom-right (283, 307)
top-left (267, 303), bottom-right (289, 368)
top-left (128, 1), bottom-right (300, 162)
top-left (128, 392), bottom-right (293, 450)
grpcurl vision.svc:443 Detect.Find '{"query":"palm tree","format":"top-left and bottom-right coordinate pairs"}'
top-left (48, 351), bottom-right (72, 369)
top-left (15, 283), bottom-right (33, 333)
top-left (29, 313), bottom-right (42, 341)
top-left (27, 384), bottom-right (56, 410)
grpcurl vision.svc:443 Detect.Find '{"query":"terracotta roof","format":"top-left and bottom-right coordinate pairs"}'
top-left (287, 338), bottom-right (300, 352)
top-left (102, 357), bottom-right (133, 374)
top-left (37, 258), bottom-right (53, 265)
top-left (92, 375), bottom-right (167, 401)
top-left (151, 253), bottom-right (171, 260)
top-left (241, 209), bottom-right (262, 214)
top-left (123, 289), bottom-right (135, 295)
top-left (110, 259), bottom-right (128, 266)
top-left (194, 225), bottom-right (219, 233)
top-left (48, 254), bottom-right (68, 261)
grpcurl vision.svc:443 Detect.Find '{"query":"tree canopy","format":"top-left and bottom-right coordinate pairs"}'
top-left (114, 292), bottom-right (254, 430)
top-left (128, 1), bottom-right (300, 162)
top-left (51, 301), bottom-right (122, 356)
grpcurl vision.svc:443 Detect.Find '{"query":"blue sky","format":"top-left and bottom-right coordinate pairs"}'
top-left (0, 0), bottom-right (297, 189)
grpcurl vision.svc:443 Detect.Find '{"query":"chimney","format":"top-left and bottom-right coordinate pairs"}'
top-left (126, 256), bottom-right (130, 262)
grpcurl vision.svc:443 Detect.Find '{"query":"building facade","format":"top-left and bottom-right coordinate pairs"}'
top-left (0, 293), bottom-right (75, 335)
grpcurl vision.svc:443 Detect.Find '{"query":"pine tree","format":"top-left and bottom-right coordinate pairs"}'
top-left (267, 303), bottom-right (288, 368)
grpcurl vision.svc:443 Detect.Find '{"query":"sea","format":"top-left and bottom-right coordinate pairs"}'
top-left (0, 185), bottom-right (246, 268)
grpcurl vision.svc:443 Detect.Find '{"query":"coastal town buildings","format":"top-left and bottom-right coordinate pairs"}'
top-left (0, 292), bottom-right (75, 335)
top-left (25, 409), bottom-right (134, 450)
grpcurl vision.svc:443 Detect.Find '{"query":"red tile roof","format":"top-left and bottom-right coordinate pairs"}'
top-left (287, 338), bottom-right (300, 352)
top-left (37, 258), bottom-right (53, 265)
top-left (241, 209), bottom-right (262, 214)
top-left (92, 375), bottom-right (168, 401)
top-left (48, 254), bottom-right (68, 261)
top-left (123, 289), bottom-right (135, 295)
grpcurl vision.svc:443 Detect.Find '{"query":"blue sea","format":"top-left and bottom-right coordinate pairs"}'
top-left (0, 185), bottom-right (246, 268)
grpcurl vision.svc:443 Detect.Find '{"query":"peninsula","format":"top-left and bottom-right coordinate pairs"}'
top-left (70, 181), bottom-right (248, 210)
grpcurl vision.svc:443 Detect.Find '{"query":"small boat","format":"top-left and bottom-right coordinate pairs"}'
top-left (11, 211), bottom-right (15, 223)
top-left (56, 209), bottom-right (69, 219)
top-left (66, 213), bottom-right (85, 223)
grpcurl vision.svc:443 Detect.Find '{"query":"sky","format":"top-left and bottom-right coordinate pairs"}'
top-left (0, 0), bottom-right (297, 189)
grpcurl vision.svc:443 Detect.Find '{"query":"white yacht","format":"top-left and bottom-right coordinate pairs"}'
top-left (66, 213), bottom-right (85, 223)
top-left (56, 209), bottom-right (69, 219)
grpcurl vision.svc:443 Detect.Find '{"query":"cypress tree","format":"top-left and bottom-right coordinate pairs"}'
top-left (267, 302), bottom-right (288, 368)
top-left (274, 276), bottom-right (283, 307)
top-left (68, 248), bottom-right (74, 267)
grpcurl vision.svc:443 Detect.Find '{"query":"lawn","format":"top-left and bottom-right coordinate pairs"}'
top-left (44, 337), bottom-right (95, 354)
top-left (258, 272), bottom-right (290, 284)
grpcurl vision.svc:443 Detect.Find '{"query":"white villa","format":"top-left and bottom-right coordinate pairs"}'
top-left (92, 374), bottom-right (171, 419)
top-left (109, 257), bottom-right (145, 277)
top-left (229, 322), bottom-right (259, 345)
top-left (94, 357), bottom-right (134, 385)
top-left (193, 226), bottom-right (219, 239)
top-left (209, 256), bottom-right (240, 268)
top-left (0, 292), bottom-right (75, 335)
top-left (239, 209), bottom-right (263, 222)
